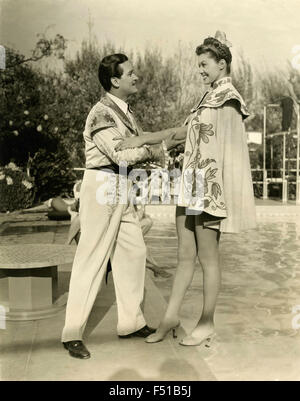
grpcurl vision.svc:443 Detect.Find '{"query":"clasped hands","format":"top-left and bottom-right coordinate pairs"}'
top-left (113, 130), bottom-right (186, 152)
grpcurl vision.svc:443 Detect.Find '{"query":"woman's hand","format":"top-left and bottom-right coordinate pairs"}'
top-left (164, 132), bottom-right (186, 150)
top-left (113, 136), bottom-right (145, 151)
top-left (174, 127), bottom-right (188, 141)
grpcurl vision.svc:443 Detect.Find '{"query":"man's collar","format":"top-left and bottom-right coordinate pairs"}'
top-left (101, 94), bottom-right (136, 134)
top-left (106, 92), bottom-right (128, 115)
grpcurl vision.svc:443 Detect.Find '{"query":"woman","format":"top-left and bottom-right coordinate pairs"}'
top-left (115, 33), bottom-right (256, 346)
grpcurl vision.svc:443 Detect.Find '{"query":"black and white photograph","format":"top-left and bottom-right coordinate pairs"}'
top-left (0, 0), bottom-right (300, 383)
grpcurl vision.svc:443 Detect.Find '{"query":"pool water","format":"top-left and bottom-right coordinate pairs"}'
top-left (147, 213), bottom-right (300, 380)
top-left (1, 211), bottom-right (300, 380)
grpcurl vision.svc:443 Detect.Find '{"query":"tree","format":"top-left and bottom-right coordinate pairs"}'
top-left (0, 35), bottom-right (76, 202)
top-left (5, 33), bottom-right (67, 69)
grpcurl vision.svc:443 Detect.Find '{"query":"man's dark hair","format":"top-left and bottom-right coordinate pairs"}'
top-left (98, 53), bottom-right (128, 91)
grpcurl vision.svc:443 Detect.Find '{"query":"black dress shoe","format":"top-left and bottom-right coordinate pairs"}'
top-left (118, 325), bottom-right (156, 339)
top-left (63, 340), bottom-right (91, 359)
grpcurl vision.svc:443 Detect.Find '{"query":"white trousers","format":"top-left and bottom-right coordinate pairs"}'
top-left (62, 170), bottom-right (147, 342)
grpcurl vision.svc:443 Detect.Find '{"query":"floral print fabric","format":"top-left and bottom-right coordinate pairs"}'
top-left (178, 77), bottom-right (257, 233)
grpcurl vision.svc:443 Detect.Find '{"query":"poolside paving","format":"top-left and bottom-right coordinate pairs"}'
top-left (1, 201), bottom-right (300, 381)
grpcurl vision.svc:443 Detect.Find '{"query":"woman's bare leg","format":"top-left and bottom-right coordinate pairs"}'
top-left (146, 207), bottom-right (197, 342)
top-left (180, 223), bottom-right (221, 345)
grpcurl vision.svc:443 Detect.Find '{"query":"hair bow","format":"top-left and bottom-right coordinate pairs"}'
top-left (214, 31), bottom-right (232, 48)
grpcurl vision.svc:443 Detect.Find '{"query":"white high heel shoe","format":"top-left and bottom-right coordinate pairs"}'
top-left (145, 321), bottom-right (181, 343)
top-left (179, 332), bottom-right (216, 347)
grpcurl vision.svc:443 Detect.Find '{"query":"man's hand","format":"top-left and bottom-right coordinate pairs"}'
top-left (113, 136), bottom-right (145, 151)
top-left (164, 132), bottom-right (186, 150)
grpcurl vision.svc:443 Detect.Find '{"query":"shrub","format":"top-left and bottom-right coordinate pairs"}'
top-left (0, 162), bottom-right (35, 212)
top-left (28, 148), bottom-right (76, 202)
top-left (2, 36), bottom-right (300, 207)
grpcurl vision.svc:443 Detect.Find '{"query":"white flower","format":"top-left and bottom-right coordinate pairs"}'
top-left (25, 121), bottom-right (30, 126)
top-left (9, 121), bottom-right (13, 126)
top-left (24, 110), bottom-right (29, 115)
top-left (44, 114), bottom-right (49, 120)
top-left (22, 180), bottom-right (33, 189)
top-left (6, 176), bottom-right (13, 185)
top-left (54, 127), bottom-right (58, 133)
top-left (13, 130), bottom-right (19, 136)
top-left (7, 162), bottom-right (19, 171)
top-left (37, 125), bottom-right (42, 132)
top-left (0, 173), bottom-right (5, 180)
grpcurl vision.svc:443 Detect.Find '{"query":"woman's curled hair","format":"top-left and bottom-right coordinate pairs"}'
top-left (196, 37), bottom-right (232, 73)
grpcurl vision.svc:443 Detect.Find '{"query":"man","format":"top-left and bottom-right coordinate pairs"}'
top-left (62, 53), bottom-right (172, 359)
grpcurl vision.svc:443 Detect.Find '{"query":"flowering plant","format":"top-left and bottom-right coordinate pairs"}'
top-left (0, 162), bottom-right (35, 212)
